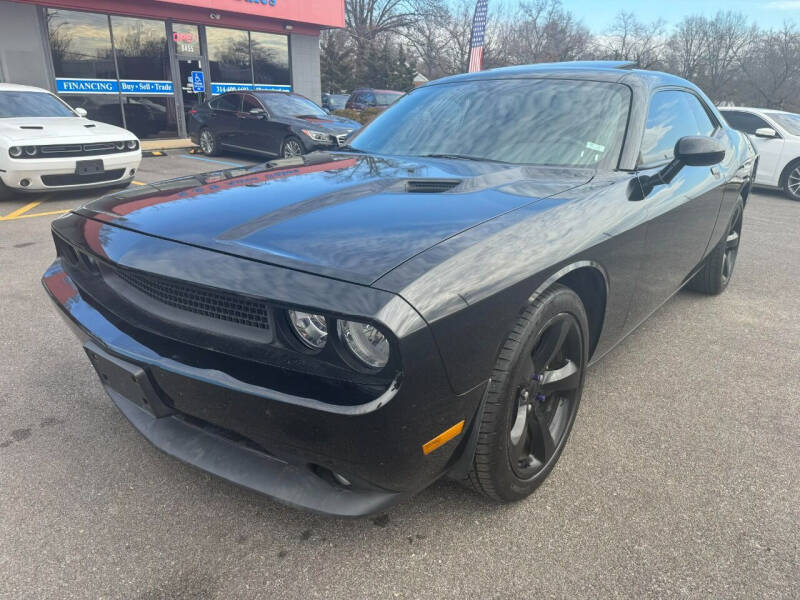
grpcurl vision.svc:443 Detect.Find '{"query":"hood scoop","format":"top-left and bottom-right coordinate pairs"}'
top-left (405, 179), bottom-right (461, 194)
top-left (84, 124), bottom-right (96, 128)
top-left (20, 125), bottom-right (43, 130)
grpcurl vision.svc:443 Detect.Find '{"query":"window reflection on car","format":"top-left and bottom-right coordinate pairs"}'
top-left (349, 79), bottom-right (629, 168)
top-left (258, 93), bottom-right (327, 118)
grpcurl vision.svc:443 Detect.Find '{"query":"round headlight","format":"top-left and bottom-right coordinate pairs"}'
top-left (126, 140), bottom-right (138, 150)
top-left (337, 320), bottom-right (390, 369)
top-left (8, 146), bottom-right (22, 158)
top-left (115, 141), bottom-right (126, 150)
top-left (24, 146), bottom-right (37, 156)
top-left (288, 310), bottom-right (328, 350)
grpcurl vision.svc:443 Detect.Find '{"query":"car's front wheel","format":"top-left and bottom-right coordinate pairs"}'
top-left (781, 159), bottom-right (800, 201)
top-left (0, 177), bottom-right (16, 200)
top-left (468, 284), bottom-right (588, 502)
top-left (199, 127), bottom-right (220, 156)
top-left (281, 136), bottom-right (304, 159)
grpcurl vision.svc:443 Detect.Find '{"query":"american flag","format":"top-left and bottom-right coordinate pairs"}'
top-left (467, 0), bottom-right (488, 73)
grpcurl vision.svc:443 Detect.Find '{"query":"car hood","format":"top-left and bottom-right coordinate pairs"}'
top-left (0, 117), bottom-right (134, 144)
top-left (75, 153), bottom-right (592, 284)
top-left (283, 114), bottom-right (361, 133)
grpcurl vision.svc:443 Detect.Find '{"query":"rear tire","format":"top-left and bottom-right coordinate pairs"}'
top-left (468, 284), bottom-right (588, 502)
top-left (780, 159), bottom-right (800, 201)
top-left (686, 200), bottom-right (743, 295)
top-left (199, 127), bottom-right (220, 156)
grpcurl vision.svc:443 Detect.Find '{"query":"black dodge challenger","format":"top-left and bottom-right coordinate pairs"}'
top-left (43, 62), bottom-right (757, 516)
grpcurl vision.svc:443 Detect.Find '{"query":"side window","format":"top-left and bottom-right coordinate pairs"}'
top-left (211, 93), bottom-right (240, 112)
top-left (721, 110), bottom-right (771, 135)
top-left (365, 92), bottom-right (377, 106)
top-left (639, 90), bottom-right (719, 167)
top-left (351, 92), bottom-right (364, 104)
top-left (242, 94), bottom-right (263, 113)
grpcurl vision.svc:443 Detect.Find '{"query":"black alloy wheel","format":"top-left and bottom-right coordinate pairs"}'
top-left (687, 200), bottom-right (743, 295)
top-left (468, 284), bottom-right (588, 502)
top-left (199, 128), bottom-right (219, 156)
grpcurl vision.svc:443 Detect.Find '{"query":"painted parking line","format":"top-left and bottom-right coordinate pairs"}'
top-left (180, 154), bottom-right (247, 167)
top-left (132, 181), bottom-right (147, 185)
top-left (0, 201), bottom-right (69, 221)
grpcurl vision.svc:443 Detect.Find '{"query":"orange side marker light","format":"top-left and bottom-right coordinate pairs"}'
top-left (422, 420), bottom-right (465, 455)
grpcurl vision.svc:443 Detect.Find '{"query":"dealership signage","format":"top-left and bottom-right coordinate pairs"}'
top-left (211, 82), bottom-right (291, 94)
top-left (56, 78), bottom-right (175, 95)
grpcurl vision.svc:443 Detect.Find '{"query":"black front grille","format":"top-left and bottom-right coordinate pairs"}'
top-left (115, 268), bottom-right (272, 330)
top-left (41, 169), bottom-right (126, 186)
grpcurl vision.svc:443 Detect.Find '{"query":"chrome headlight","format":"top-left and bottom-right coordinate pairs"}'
top-left (288, 310), bottom-right (328, 350)
top-left (301, 129), bottom-right (332, 144)
top-left (8, 146), bottom-right (22, 158)
top-left (115, 141), bottom-right (126, 150)
top-left (24, 146), bottom-right (37, 156)
top-left (126, 140), bottom-right (138, 150)
top-left (338, 320), bottom-right (390, 369)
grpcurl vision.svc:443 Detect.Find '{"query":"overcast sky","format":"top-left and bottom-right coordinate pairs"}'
top-left (558, 0), bottom-right (800, 30)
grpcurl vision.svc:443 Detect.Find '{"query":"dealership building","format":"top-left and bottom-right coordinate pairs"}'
top-left (0, 0), bottom-right (343, 139)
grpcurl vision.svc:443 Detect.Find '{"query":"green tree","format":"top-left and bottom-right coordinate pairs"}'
top-left (320, 30), bottom-right (355, 93)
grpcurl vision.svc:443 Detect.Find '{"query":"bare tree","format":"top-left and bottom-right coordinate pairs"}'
top-left (597, 11), bottom-right (666, 68)
top-left (346, 0), bottom-right (417, 79)
top-left (739, 23), bottom-right (800, 111)
top-left (701, 11), bottom-right (756, 101)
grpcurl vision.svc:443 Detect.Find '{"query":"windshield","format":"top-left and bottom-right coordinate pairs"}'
top-left (329, 95), bottom-right (349, 109)
top-left (348, 79), bottom-right (630, 167)
top-left (375, 92), bottom-right (403, 106)
top-left (0, 91), bottom-right (75, 118)
top-left (769, 112), bottom-right (800, 136)
top-left (260, 93), bottom-right (327, 118)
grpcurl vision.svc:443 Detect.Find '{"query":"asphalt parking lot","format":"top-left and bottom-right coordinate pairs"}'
top-left (1, 153), bottom-right (798, 599)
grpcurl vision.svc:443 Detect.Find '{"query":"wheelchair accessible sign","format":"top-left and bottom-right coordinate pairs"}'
top-left (191, 71), bottom-right (205, 93)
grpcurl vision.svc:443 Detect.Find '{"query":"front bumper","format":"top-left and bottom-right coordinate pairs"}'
top-left (42, 218), bottom-right (485, 515)
top-left (2, 151), bottom-right (141, 191)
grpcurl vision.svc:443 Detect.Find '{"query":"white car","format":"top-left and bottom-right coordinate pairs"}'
top-left (719, 106), bottom-right (800, 201)
top-left (0, 83), bottom-right (141, 199)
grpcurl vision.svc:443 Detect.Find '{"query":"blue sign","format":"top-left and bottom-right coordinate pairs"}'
top-left (210, 82), bottom-right (291, 95)
top-left (56, 78), bottom-right (174, 95)
top-left (191, 71), bottom-right (205, 93)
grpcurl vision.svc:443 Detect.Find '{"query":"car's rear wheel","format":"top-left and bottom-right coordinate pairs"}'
top-left (686, 201), bottom-right (743, 295)
top-left (781, 159), bottom-right (800, 201)
top-left (468, 284), bottom-right (588, 502)
top-left (199, 127), bottom-right (220, 156)
top-left (281, 136), bottom-right (304, 158)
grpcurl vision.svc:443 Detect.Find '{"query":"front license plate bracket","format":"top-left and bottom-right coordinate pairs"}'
top-left (84, 342), bottom-right (174, 418)
top-left (75, 159), bottom-right (104, 176)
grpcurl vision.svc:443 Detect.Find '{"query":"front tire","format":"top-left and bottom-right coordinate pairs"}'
top-left (781, 159), bottom-right (800, 201)
top-left (686, 200), bottom-right (743, 295)
top-left (0, 177), bottom-right (16, 200)
top-left (199, 127), bottom-right (220, 156)
top-left (468, 284), bottom-right (588, 502)
top-left (281, 136), bottom-right (304, 158)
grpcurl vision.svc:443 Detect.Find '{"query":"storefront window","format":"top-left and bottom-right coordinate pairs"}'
top-left (63, 95), bottom-right (124, 128)
top-left (172, 23), bottom-right (200, 55)
top-left (207, 27), bottom-right (251, 84)
top-left (47, 10), bottom-right (115, 79)
top-left (122, 97), bottom-right (178, 139)
top-left (251, 32), bottom-right (289, 86)
top-left (111, 17), bottom-right (170, 82)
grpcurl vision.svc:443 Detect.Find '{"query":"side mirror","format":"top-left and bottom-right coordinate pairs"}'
top-left (249, 108), bottom-right (266, 117)
top-left (674, 135), bottom-right (726, 167)
top-left (74, 107), bottom-right (88, 118)
top-left (754, 127), bottom-right (778, 139)
top-left (632, 136), bottom-right (726, 200)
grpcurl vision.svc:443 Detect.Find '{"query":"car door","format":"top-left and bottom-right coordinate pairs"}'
top-left (721, 110), bottom-right (785, 186)
top-left (209, 93), bottom-right (242, 145)
top-left (235, 94), bottom-right (277, 155)
top-left (625, 89), bottom-right (729, 329)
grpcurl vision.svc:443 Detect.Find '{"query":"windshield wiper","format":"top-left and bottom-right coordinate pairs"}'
top-left (418, 153), bottom-right (509, 164)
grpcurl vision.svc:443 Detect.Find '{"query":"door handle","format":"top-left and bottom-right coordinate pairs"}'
top-left (710, 166), bottom-right (721, 178)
